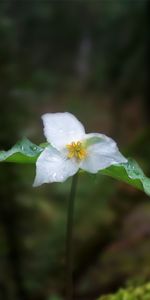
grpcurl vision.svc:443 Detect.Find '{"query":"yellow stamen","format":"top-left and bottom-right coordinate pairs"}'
top-left (66, 141), bottom-right (87, 160)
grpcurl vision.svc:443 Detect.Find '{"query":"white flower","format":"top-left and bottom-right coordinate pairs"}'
top-left (33, 112), bottom-right (127, 187)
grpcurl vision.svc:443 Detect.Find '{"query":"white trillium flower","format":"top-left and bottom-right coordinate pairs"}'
top-left (33, 112), bottom-right (127, 187)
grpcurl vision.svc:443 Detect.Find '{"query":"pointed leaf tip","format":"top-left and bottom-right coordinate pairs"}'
top-left (100, 158), bottom-right (150, 196)
top-left (0, 138), bottom-right (43, 163)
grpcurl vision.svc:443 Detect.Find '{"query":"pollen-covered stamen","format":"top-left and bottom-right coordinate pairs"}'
top-left (66, 141), bottom-right (87, 160)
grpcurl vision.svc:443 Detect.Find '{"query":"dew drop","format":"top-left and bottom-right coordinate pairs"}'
top-left (30, 146), bottom-right (37, 151)
top-left (52, 172), bottom-right (57, 180)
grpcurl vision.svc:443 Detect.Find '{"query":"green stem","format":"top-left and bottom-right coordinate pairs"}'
top-left (66, 173), bottom-right (78, 300)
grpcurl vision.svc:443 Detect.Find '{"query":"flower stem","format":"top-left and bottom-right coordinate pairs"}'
top-left (66, 173), bottom-right (78, 300)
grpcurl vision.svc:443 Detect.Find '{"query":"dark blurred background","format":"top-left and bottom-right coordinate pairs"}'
top-left (0, 1), bottom-right (150, 300)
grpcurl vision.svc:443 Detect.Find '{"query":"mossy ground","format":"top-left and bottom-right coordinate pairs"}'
top-left (98, 283), bottom-right (150, 300)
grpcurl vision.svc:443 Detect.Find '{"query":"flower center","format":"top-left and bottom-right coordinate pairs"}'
top-left (66, 141), bottom-right (87, 160)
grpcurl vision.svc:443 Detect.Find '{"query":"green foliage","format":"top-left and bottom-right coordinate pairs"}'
top-left (0, 0), bottom-right (149, 299)
top-left (0, 138), bottom-right (43, 163)
top-left (101, 159), bottom-right (150, 196)
top-left (1, 139), bottom-right (150, 195)
top-left (98, 282), bottom-right (150, 300)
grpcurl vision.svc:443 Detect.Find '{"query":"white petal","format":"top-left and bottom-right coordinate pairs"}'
top-left (42, 112), bottom-right (85, 150)
top-left (84, 133), bottom-right (117, 153)
top-left (81, 133), bottom-right (127, 173)
top-left (33, 147), bottom-right (79, 186)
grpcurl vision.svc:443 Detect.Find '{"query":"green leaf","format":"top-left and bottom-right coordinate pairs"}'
top-left (100, 158), bottom-right (150, 196)
top-left (0, 138), bottom-right (43, 163)
top-left (0, 139), bottom-right (150, 196)
top-left (97, 282), bottom-right (150, 300)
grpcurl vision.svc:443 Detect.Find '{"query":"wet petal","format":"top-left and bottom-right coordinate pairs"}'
top-left (42, 112), bottom-right (85, 150)
top-left (84, 133), bottom-right (117, 152)
top-left (33, 147), bottom-right (79, 186)
top-left (81, 134), bottom-right (127, 173)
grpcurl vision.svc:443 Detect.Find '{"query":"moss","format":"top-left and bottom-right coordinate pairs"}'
top-left (98, 283), bottom-right (150, 300)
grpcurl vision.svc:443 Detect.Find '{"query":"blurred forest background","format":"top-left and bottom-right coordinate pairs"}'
top-left (0, 1), bottom-right (150, 300)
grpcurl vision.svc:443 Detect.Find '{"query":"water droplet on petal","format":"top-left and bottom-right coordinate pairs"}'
top-left (30, 146), bottom-right (37, 151)
top-left (52, 172), bottom-right (57, 180)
